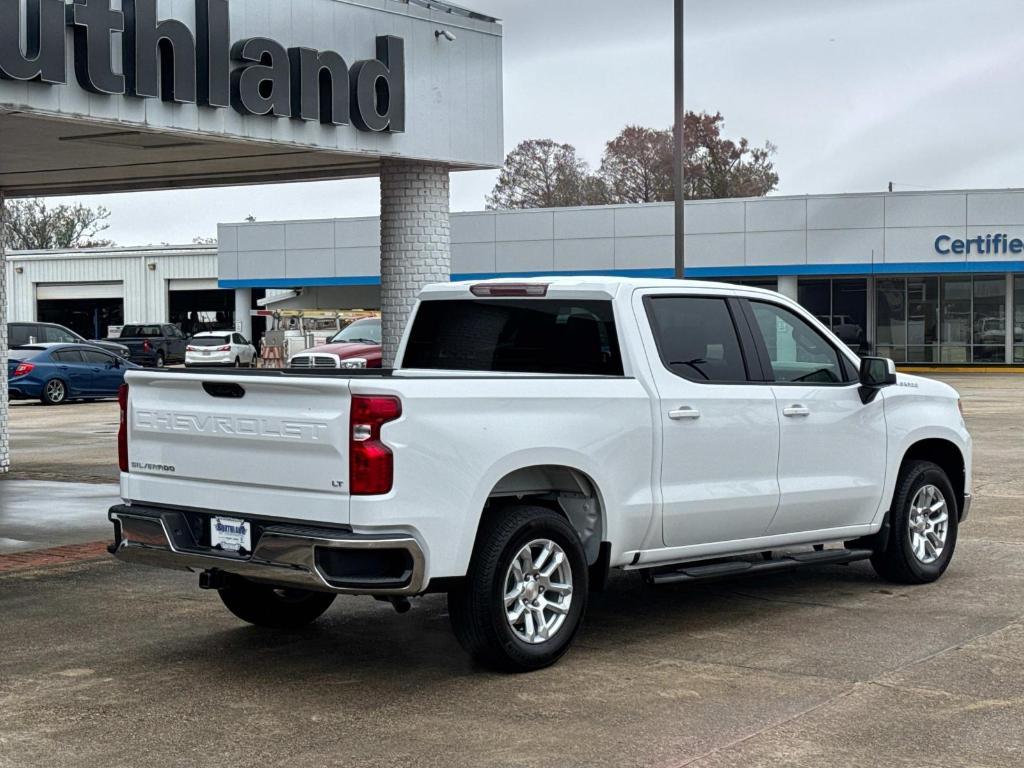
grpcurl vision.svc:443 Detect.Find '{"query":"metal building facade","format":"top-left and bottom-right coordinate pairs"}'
top-left (5, 245), bottom-right (218, 325)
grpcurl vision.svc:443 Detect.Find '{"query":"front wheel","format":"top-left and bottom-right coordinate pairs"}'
top-left (218, 578), bottom-right (336, 629)
top-left (448, 505), bottom-right (588, 672)
top-left (871, 460), bottom-right (959, 584)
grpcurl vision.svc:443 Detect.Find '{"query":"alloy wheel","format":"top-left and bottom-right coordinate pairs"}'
top-left (908, 484), bottom-right (949, 565)
top-left (503, 539), bottom-right (574, 644)
top-left (46, 380), bottom-right (65, 403)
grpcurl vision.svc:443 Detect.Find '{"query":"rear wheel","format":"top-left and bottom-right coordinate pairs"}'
top-left (41, 378), bottom-right (67, 405)
top-left (154, 352), bottom-right (165, 368)
top-left (871, 460), bottom-right (959, 584)
top-left (448, 505), bottom-right (588, 672)
top-left (234, 356), bottom-right (241, 367)
top-left (218, 578), bottom-right (336, 629)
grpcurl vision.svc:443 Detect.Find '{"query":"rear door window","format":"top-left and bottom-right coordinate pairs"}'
top-left (403, 299), bottom-right (623, 375)
top-left (52, 349), bottom-right (86, 364)
top-left (645, 296), bottom-right (750, 383)
top-left (81, 349), bottom-right (114, 365)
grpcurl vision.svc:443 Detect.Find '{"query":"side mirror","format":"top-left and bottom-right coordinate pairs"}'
top-left (858, 356), bottom-right (896, 403)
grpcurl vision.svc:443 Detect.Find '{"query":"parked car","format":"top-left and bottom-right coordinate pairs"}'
top-left (110, 324), bottom-right (189, 367)
top-left (186, 332), bottom-right (257, 368)
top-left (288, 317), bottom-right (382, 369)
top-left (8, 343), bottom-right (140, 405)
top-left (8, 322), bottom-right (130, 359)
top-left (109, 277), bottom-right (972, 672)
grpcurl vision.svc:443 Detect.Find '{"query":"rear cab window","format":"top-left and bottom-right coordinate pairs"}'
top-left (403, 299), bottom-right (624, 375)
top-left (121, 325), bottom-right (162, 338)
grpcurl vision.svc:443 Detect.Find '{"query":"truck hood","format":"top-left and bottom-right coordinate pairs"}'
top-left (304, 341), bottom-right (379, 358)
top-left (896, 372), bottom-right (960, 400)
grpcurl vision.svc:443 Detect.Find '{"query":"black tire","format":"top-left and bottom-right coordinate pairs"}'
top-left (218, 578), bottom-right (336, 629)
top-left (234, 357), bottom-right (241, 368)
top-left (154, 352), bottom-right (165, 368)
top-left (41, 378), bottom-right (68, 405)
top-left (448, 505), bottom-right (588, 672)
top-left (871, 460), bottom-right (959, 584)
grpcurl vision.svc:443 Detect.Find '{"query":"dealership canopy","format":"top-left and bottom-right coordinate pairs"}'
top-left (0, 0), bottom-right (502, 195)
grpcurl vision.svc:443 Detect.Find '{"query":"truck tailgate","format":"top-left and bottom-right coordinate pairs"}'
top-left (120, 370), bottom-right (352, 523)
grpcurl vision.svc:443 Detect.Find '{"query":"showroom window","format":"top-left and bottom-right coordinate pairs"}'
top-left (1015, 275), bottom-right (1024, 363)
top-left (973, 276), bottom-right (1006, 363)
top-left (876, 276), bottom-right (1006, 363)
top-left (798, 278), bottom-right (868, 353)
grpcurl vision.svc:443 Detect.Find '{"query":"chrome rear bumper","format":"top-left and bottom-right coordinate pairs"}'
top-left (109, 505), bottom-right (425, 596)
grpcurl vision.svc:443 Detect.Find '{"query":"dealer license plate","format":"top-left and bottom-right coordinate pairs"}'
top-left (211, 516), bottom-right (252, 553)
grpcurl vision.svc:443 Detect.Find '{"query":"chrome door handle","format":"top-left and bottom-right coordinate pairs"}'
top-left (783, 404), bottom-right (810, 417)
top-left (668, 406), bottom-right (701, 420)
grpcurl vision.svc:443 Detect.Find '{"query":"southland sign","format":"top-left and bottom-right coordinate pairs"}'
top-left (0, 0), bottom-right (405, 132)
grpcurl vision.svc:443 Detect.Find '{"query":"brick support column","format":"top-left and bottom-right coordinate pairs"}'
top-left (379, 160), bottom-right (451, 366)
top-left (1, 192), bottom-right (8, 473)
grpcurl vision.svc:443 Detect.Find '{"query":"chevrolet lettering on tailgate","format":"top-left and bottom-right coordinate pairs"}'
top-left (134, 410), bottom-right (329, 442)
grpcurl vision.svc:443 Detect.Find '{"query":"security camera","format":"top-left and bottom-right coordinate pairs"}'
top-left (435, 29), bottom-right (456, 42)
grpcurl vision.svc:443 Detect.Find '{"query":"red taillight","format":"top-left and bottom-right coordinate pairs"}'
top-left (13, 362), bottom-right (34, 377)
top-left (118, 384), bottom-right (129, 473)
top-left (142, 340), bottom-right (151, 353)
top-left (217, 346), bottom-right (230, 351)
top-left (470, 283), bottom-right (549, 297)
top-left (349, 395), bottom-right (401, 495)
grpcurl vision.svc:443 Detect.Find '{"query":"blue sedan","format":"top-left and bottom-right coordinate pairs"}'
top-left (7, 344), bottom-right (141, 405)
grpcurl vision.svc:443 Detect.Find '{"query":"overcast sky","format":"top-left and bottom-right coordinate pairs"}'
top-left (51, 0), bottom-right (1024, 245)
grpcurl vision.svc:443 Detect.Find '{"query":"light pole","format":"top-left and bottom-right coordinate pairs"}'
top-left (674, 0), bottom-right (684, 278)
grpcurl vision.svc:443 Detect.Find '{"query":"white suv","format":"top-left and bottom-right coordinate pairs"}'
top-left (185, 332), bottom-right (257, 368)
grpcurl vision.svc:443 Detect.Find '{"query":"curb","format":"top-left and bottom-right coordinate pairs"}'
top-left (0, 541), bottom-right (110, 574)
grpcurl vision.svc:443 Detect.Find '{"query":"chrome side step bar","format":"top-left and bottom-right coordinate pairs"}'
top-left (644, 548), bottom-right (874, 586)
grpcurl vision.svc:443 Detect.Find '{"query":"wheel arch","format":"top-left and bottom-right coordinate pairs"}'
top-left (476, 464), bottom-right (608, 568)
top-left (897, 438), bottom-right (967, 519)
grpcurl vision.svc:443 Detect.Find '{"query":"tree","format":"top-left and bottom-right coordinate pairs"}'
top-left (487, 139), bottom-right (603, 209)
top-left (192, 235), bottom-right (217, 245)
top-left (683, 111), bottom-right (778, 199)
top-left (3, 199), bottom-right (113, 250)
top-left (599, 125), bottom-right (675, 204)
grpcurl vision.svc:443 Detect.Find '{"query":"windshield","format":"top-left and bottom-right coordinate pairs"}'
top-left (330, 318), bottom-right (382, 345)
top-left (190, 336), bottom-right (231, 347)
top-left (8, 349), bottom-right (40, 361)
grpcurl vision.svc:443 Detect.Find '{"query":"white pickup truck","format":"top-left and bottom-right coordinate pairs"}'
top-left (109, 277), bottom-right (972, 671)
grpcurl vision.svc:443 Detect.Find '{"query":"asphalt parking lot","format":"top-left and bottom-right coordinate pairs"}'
top-left (1, 375), bottom-right (1023, 767)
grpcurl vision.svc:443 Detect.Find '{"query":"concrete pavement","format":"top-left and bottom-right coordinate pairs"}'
top-left (0, 480), bottom-right (117, 553)
top-left (0, 375), bottom-right (1021, 767)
